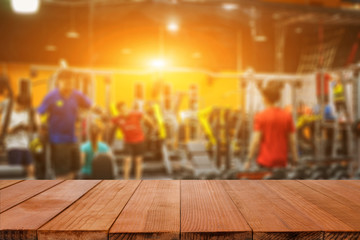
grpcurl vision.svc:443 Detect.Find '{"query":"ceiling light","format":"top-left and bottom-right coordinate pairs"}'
top-left (167, 22), bottom-right (179, 32)
top-left (66, 31), bottom-right (80, 39)
top-left (45, 45), bottom-right (57, 52)
top-left (254, 36), bottom-right (267, 42)
top-left (59, 59), bottom-right (68, 68)
top-left (222, 3), bottom-right (238, 11)
top-left (11, 0), bottom-right (40, 14)
top-left (150, 59), bottom-right (166, 69)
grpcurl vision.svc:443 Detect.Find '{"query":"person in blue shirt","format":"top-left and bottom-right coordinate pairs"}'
top-left (312, 99), bottom-right (336, 121)
top-left (37, 70), bottom-right (92, 179)
top-left (80, 122), bottom-right (111, 178)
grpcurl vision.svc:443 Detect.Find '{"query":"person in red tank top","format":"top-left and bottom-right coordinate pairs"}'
top-left (112, 102), bottom-right (154, 179)
top-left (244, 81), bottom-right (298, 170)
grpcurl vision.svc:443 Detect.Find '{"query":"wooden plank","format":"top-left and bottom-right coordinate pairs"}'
top-left (335, 180), bottom-right (360, 187)
top-left (271, 181), bottom-right (360, 240)
top-left (109, 180), bottom-right (180, 240)
top-left (0, 180), bottom-right (23, 190)
top-left (300, 180), bottom-right (360, 207)
top-left (222, 180), bottom-right (323, 240)
top-left (261, 180), bottom-right (356, 234)
top-left (38, 180), bottom-right (141, 240)
top-left (0, 180), bottom-right (100, 240)
top-left (181, 180), bottom-right (251, 240)
top-left (0, 180), bottom-right (63, 213)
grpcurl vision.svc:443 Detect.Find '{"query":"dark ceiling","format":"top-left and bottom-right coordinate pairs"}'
top-left (1, 0), bottom-right (360, 73)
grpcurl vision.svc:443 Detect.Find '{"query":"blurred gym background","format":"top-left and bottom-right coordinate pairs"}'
top-left (0, 0), bottom-right (360, 180)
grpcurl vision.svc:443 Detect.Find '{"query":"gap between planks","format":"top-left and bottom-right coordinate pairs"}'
top-left (0, 180), bottom-right (102, 240)
top-left (0, 180), bottom-right (24, 190)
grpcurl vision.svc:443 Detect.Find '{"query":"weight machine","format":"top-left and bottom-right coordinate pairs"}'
top-left (239, 67), bottom-right (359, 180)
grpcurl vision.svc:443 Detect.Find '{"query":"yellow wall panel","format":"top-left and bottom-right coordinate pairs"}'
top-left (1, 63), bottom-right (243, 111)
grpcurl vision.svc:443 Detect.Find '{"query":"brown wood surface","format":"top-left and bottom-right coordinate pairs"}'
top-left (0, 180), bottom-right (100, 240)
top-left (300, 180), bottom-right (360, 207)
top-left (181, 180), bottom-right (251, 240)
top-left (0, 180), bottom-right (23, 190)
top-left (1, 180), bottom-right (360, 239)
top-left (260, 180), bottom-right (359, 240)
top-left (340, 180), bottom-right (360, 187)
top-left (0, 180), bottom-right (63, 213)
top-left (276, 181), bottom-right (360, 240)
top-left (109, 180), bottom-right (180, 240)
top-left (38, 180), bottom-right (141, 240)
top-left (223, 180), bottom-right (322, 240)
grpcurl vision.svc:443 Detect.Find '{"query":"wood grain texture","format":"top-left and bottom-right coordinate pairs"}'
top-left (109, 180), bottom-right (180, 240)
top-left (260, 181), bottom-right (355, 233)
top-left (262, 181), bottom-right (356, 239)
top-left (0, 180), bottom-right (100, 240)
top-left (0, 180), bottom-right (63, 213)
top-left (181, 232), bottom-right (251, 240)
top-left (1, 180), bottom-right (360, 240)
top-left (0, 180), bottom-right (23, 190)
top-left (110, 232), bottom-right (179, 240)
top-left (38, 180), bottom-right (141, 240)
top-left (324, 232), bottom-right (360, 240)
top-left (274, 181), bottom-right (360, 240)
top-left (300, 180), bottom-right (360, 207)
top-left (222, 180), bottom-right (322, 240)
top-left (181, 180), bottom-right (251, 240)
top-left (253, 232), bottom-right (322, 240)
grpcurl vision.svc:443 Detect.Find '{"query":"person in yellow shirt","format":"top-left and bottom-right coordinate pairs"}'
top-left (332, 73), bottom-right (347, 121)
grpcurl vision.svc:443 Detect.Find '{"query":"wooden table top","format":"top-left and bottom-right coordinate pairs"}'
top-left (0, 180), bottom-right (360, 240)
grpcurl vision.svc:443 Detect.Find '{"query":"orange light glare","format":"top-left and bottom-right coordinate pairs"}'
top-left (167, 22), bottom-right (179, 32)
top-left (150, 59), bottom-right (167, 69)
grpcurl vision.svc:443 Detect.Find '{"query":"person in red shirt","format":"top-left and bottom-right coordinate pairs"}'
top-left (316, 72), bottom-right (331, 102)
top-left (112, 102), bottom-right (154, 179)
top-left (244, 81), bottom-right (298, 170)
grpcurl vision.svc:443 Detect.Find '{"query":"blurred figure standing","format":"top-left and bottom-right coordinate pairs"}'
top-left (5, 96), bottom-right (34, 178)
top-left (332, 73), bottom-right (348, 122)
top-left (244, 81), bottom-right (298, 170)
top-left (112, 102), bottom-right (154, 180)
top-left (37, 70), bottom-right (92, 179)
